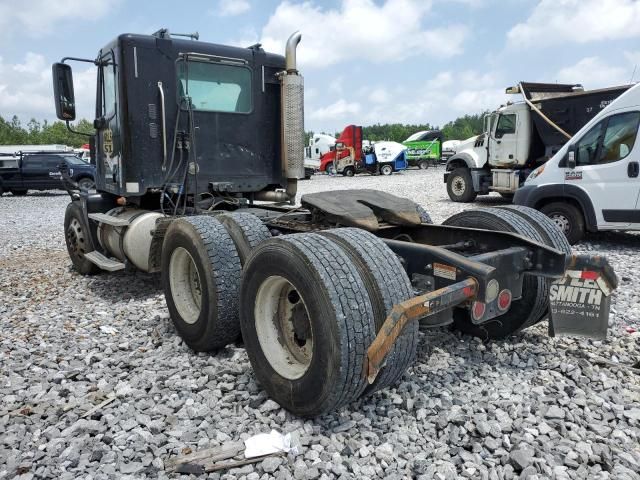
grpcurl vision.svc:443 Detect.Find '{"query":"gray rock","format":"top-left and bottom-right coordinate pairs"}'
top-left (261, 456), bottom-right (283, 473)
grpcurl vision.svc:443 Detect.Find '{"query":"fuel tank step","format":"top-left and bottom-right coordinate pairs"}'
top-left (88, 213), bottom-right (131, 227)
top-left (84, 251), bottom-right (125, 271)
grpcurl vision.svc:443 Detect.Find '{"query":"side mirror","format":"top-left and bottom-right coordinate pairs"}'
top-left (52, 63), bottom-right (76, 121)
top-left (567, 149), bottom-right (576, 169)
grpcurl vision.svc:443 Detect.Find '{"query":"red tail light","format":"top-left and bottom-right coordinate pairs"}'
top-left (471, 301), bottom-right (486, 321)
top-left (498, 289), bottom-right (512, 311)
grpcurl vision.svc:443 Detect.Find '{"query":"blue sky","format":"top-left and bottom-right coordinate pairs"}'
top-left (1, 0), bottom-right (639, 133)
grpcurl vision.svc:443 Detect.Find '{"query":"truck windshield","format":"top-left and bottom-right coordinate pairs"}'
top-left (405, 132), bottom-right (425, 142)
top-left (62, 155), bottom-right (86, 165)
top-left (177, 60), bottom-right (252, 114)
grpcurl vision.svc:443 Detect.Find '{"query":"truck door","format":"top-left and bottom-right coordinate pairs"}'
top-left (490, 113), bottom-right (518, 166)
top-left (20, 155), bottom-right (48, 189)
top-left (568, 110), bottom-right (640, 228)
top-left (42, 154), bottom-right (64, 188)
top-left (96, 51), bottom-right (121, 192)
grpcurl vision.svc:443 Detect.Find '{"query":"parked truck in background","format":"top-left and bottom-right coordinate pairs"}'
top-left (444, 82), bottom-right (631, 202)
top-left (303, 132), bottom-right (335, 177)
top-left (403, 130), bottom-right (443, 169)
top-left (51, 30), bottom-right (617, 417)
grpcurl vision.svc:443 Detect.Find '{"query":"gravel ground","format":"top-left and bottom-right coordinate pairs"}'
top-left (1, 168), bottom-right (639, 480)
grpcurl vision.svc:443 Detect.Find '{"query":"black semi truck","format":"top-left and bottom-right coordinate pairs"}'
top-left (53, 30), bottom-right (617, 417)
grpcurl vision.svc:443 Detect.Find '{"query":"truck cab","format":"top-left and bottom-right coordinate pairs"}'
top-left (515, 82), bottom-right (640, 243)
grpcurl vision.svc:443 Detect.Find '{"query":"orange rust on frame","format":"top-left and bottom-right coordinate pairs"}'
top-left (366, 278), bottom-right (478, 383)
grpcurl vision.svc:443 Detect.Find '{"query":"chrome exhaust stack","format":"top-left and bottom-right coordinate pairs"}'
top-left (254, 32), bottom-right (304, 204)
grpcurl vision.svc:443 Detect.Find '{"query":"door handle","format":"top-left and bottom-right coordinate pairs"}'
top-left (628, 162), bottom-right (639, 178)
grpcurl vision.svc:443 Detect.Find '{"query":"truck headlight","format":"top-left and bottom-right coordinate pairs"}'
top-left (527, 165), bottom-right (545, 182)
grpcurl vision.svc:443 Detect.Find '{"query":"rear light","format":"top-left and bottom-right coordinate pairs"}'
top-left (498, 289), bottom-right (512, 311)
top-left (486, 279), bottom-right (499, 303)
top-left (471, 301), bottom-right (486, 321)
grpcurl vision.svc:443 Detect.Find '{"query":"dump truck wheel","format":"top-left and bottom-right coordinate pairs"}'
top-left (540, 202), bottom-right (585, 245)
top-left (161, 216), bottom-right (241, 352)
top-left (320, 228), bottom-right (418, 396)
top-left (64, 201), bottom-right (100, 275)
top-left (380, 164), bottom-right (393, 176)
top-left (419, 160), bottom-right (429, 170)
top-left (218, 212), bottom-right (271, 266)
top-left (447, 168), bottom-right (477, 202)
top-left (239, 233), bottom-right (375, 417)
top-left (343, 167), bottom-right (355, 177)
top-left (442, 208), bottom-right (549, 339)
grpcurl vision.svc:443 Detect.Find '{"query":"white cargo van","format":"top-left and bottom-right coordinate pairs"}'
top-left (514, 83), bottom-right (640, 244)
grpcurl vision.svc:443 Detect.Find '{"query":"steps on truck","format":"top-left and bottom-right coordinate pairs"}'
top-left (88, 213), bottom-right (130, 227)
top-left (84, 251), bottom-right (125, 271)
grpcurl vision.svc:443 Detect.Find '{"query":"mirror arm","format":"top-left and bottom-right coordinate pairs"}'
top-left (61, 56), bottom-right (100, 65)
top-left (65, 121), bottom-right (94, 138)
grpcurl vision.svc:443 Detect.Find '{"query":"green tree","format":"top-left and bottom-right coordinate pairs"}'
top-left (0, 115), bottom-right (94, 147)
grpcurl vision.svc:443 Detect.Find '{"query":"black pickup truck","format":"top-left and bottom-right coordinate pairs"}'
top-left (0, 152), bottom-right (95, 196)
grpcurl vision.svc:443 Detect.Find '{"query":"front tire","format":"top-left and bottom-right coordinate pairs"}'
top-left (343, 166), bottom-right (355, 177)
top-left (446, 168), bottom-right (477, 202)
top-left (161, 216), bottom-right (242, 352)
top-left (64, 202), bottom-right (99, 275)
top-left (77, 177), bottom-right (94, 191)
top-left (239, 233), bottom-right (375, 417)
top-left (418, 160), bottom-right (429, 170)
top-left (540, 202), bottom-right (585, 245)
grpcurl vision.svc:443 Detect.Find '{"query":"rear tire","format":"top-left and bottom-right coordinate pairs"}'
top-left (540, 202), bottom-right (585, 245)
top-left (442, 208), bottom-right (549, 339)
top-left (418, 160), bottom-right (429, 170)
top-left (64, 201), bottom-right (100, 275)
top-left (320, 228), bottom-right (418, 396)
top-left (218, 212), bottom-right (271, 266)
top-left (498, 205), bottom-right (571, 255)
top-left (239, 233), bottom-right (375, 417)
top-left (380, 164), bottom-right (393, 176)
top-left (416, 205), bottom-right (434, 224)
top-left (343, 167), bottom-right (355, 177)
top-left (161, 216), bottom-right (242, 352)
top-left (446, 168), bottom-right (477, 202)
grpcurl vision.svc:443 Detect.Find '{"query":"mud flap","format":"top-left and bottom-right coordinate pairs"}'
top-left (549, 255), bottom-right (618, 339)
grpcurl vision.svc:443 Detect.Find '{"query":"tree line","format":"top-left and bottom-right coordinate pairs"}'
top-left (0, 115), bottom-right (93, 148)
top-left (2, 112), bottom-right (486, 149)
top-left (308, 113), bottom-right (487, 144)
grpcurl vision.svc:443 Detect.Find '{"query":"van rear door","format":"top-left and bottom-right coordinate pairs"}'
top-left (568, 110), bottom-right (640, 228)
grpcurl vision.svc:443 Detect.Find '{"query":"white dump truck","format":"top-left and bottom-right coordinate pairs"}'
top-left (444, 82), bottom-right (631, 202)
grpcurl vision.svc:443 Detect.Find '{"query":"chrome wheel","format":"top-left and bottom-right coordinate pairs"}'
top-left (254, 275), bottom-right (313, 380)
top-left (169, 247), bottom-right (202, 325)
top-left (66, 218), bottom-right (87, 261)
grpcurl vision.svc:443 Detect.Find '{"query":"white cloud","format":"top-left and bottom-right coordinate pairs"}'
top-left (0, 0), bottom-right (117, 38)
top-left (368, 88), bottom-right (390, 104)
top-left (309, 99), bottom-right (361, 121)
top-left (216, 0), bottom-right (251, 17)
top-left (0, 52), bottom-right (96, 122)
top-left (260, 0), bottom-right (468, 68)
top-left (507, 0), bottom-right (640, 47)
top-left (555, 57), bottom-right (631, 88)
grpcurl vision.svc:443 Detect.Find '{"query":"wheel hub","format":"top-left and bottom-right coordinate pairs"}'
top-left (66, 218), bottom-right (86, 259)
top-left (169, 247), bottom-right (202, 325)
top-left (452, 176), bottom-right (466, 196)
top-left (550, 214), bottom-right (570, 233)
top-left (255, 276), bottom-right (313, 380)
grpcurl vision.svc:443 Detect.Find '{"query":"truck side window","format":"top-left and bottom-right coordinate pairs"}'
top-left (177, 60), bottom-right (252, 113)
top-left (102, 55), bottom-right (116, 116)
top-left (495, 114), bottom-right (516, 138)
top-left (597, 111), bottom-right (640, 164)
top-left (576, 122), bottom-right (603, 166)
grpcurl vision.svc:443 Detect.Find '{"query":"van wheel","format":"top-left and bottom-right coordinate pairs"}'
top-left (319, 228), bottom-right (418, 396)
top-left (380, 164), bottom-right (393, 176)
top-left (443, 208), bottom-right (549, 339)
top-left (161, 216), bottom-right (241, 352)
top-left (447, 168), bottom-right (477, 202)
top-left (64, 202), bottom-right (100, 275)
top-left (239, 233), bottom-right (375, 417)
top-left (540, 202), bottom-right (585, 245)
